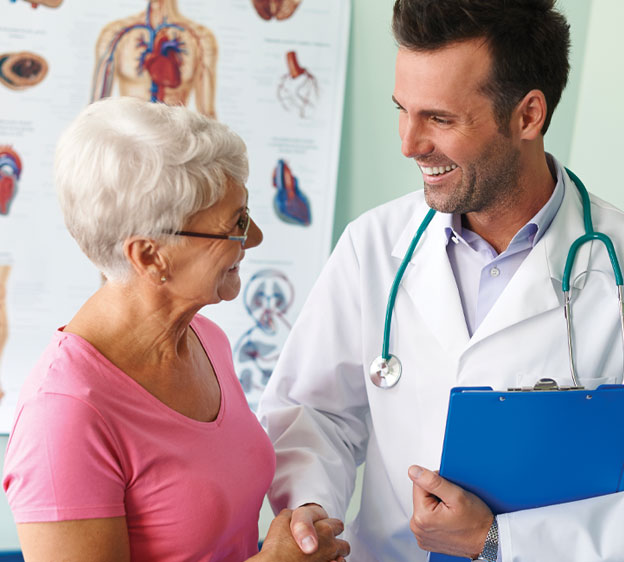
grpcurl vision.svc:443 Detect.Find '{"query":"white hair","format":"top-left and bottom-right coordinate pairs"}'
top-left (55, 97), bottom-right (249, 281)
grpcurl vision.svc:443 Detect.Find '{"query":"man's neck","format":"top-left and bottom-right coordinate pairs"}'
top-left (462, 153), bottom-right (556, 254)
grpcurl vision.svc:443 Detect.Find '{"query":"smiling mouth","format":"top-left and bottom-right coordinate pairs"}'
top-left (419, 163), bottom-right (458, 176)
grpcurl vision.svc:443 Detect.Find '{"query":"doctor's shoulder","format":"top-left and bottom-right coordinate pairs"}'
top-left (345, 190), bottom-right (427, 245)
top-left (588, 192), bottom-right (624, 245)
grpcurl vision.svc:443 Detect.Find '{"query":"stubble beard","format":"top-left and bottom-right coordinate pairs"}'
top-left (423, 137), bottom-right (522, 217)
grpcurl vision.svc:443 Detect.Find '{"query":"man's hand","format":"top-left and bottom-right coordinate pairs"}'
top-left (408, 465), bottom-right (493, 559)
top-left (289, 504), bottom-right (335, 554)
top-left (255, 508), bottom-right (349, 562)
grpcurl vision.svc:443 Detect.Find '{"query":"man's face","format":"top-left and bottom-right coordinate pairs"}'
top-left (393, 39), bottom-right (521, 216)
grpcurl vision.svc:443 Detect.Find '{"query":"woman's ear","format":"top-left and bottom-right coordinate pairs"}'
top-left (512, 89), bottom-right (548, 141)
top-left (123, 237), bottom-right (168, 285)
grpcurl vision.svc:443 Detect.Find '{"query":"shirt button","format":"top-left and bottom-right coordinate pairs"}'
top-left (490, 266), bottom-right (500, 277)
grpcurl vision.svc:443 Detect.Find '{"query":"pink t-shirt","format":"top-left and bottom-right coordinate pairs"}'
top-left (3, 314), bottom-right (275, 562)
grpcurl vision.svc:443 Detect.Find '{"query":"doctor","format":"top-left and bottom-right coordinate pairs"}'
top-left (259, 0), bottom-right (624, 560)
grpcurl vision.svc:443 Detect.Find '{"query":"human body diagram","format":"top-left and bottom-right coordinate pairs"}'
top-left (277, 51), bottom-right (318, 118)
top-left (91, 0), bottom-right (218, 117)
top-left (0, 52), bottom-right (48, 91)
top-left (0, 146), bottom-right (21, 405)
top-left (234, 270), bottom-right (294, 408)
top-left (0, 146), bottom-right (21, 216)
top-left (8, 0), bottom-right (63, 7)
top-left (0, 263), bottom-right (9, 404)
top-left (251, 0), bottom-right (302, 21)
top-left (272, 159), bottom-right (311, 226)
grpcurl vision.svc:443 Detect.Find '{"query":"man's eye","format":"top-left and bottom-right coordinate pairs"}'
top-left (432, 116), bottom-right (451, 125)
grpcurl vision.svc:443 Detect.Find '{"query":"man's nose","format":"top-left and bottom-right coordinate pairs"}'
top-left (400, 119), bottom-right (434, 159)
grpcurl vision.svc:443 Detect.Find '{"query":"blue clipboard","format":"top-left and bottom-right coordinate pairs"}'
top-left (429, 383), bottom-right (624, 562)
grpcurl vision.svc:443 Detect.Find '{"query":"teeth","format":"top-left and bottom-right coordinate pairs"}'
top-left (420, 164), bottom-right (457, 176)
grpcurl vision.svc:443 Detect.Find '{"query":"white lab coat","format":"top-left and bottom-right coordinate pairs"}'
top-left (258, 167), bottom-right (624, 562)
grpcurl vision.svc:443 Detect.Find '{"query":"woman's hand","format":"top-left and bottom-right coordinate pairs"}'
top-left (252, 509), bottom-right (350, 562)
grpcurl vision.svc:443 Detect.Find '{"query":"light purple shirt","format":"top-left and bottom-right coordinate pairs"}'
top-left (444, 156), bottom-right (565, 336)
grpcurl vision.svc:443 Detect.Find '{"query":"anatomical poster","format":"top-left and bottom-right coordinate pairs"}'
top-left (0, 0), bottom-right (350, 430)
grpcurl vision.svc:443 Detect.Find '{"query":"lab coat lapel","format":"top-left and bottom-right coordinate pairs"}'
top-left (470, 170), bottom-right (591, 345)
top-left (391, 210), bottom-right (470, 355)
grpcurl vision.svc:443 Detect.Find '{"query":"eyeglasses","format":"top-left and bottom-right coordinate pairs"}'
top-left (170, 207), bottom-right (251, 247)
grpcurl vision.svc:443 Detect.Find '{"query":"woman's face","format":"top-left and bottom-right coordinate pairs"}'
top-left (167, 179), bottom-right (263, 306)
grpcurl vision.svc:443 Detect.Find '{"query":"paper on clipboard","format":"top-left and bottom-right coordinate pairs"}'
top-left (429, 383), bottom-right (624, 562)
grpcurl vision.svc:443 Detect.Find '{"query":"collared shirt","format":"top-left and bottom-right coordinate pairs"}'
top-left (444, 157), bottom-right (565, 336)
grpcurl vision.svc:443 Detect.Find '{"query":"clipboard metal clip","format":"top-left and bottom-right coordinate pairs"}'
top-left (507, 377), bottom-right (585, 392)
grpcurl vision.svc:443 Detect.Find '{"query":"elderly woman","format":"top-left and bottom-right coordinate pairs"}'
top-left (2, 97), bottom-right (349, 562)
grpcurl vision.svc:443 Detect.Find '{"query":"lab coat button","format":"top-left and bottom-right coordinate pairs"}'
top-left (490, 266), bottom-right (500, 277)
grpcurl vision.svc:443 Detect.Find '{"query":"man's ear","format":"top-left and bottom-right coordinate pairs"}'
top-left (512, 89), bottom-right (548, 141)
top-left (123, 237), bottom-right (168, 284)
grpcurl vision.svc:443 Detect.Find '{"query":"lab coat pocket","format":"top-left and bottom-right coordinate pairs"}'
top-left (576, 375), bottom-right (620, 389)
top-left (517, 372), bottom-right (618, 390)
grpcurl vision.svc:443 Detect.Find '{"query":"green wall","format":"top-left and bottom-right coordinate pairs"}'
top-left (569, 0), bottom-right (624, 210)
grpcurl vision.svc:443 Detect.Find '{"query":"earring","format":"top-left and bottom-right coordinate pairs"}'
top-left (160, 276), bottom-right (167, 283)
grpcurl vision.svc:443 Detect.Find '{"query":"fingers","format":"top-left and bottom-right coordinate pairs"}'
top-left (290, 503), bottom-right (328, 554)
top-left (320, 538), bottom-right (350, 560)
top-left (315, 518), bottom-right (349, 559)
top-left (274, 508), bottom-right (294, 522)
top-left (410, 466), bottom-right (445, 514)
top-left (333, 539), bottom-right (350, 559)
top-left (262, 509), bottom-right (350, 561)
top-left (407, 466), bottom-right (494, 558)
top-left (409, 465), bottom-right (461, 509)
top-left (317, 517), bottom-right (344, 538)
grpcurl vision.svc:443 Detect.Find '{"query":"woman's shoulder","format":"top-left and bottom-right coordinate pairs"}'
top-left (13, 329), bottom-right (140, 439)
top-left (19, 330), bottom-right (111, 401)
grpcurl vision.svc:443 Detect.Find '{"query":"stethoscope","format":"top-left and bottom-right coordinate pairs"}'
top-left (369, 169), bottom-right (624, 389)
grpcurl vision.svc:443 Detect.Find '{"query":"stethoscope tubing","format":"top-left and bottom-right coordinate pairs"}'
top-left (373, 168), bottom-right (624, 389)
top-left (562, 168), bottom-right (623, 291)
top-left (381, 208), bottom-right (436, 360)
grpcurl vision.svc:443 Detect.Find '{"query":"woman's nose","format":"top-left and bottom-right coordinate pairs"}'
top-left (245, 217), bottom-right (263, 249)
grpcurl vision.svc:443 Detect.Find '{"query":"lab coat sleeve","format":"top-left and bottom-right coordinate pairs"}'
top-left (498, 491), bottom-right (624, 560)
top-left (258, 225), bottom-right (369, 520)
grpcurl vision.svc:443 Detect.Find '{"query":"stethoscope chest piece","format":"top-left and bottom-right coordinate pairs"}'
top-left (369, 354), bottom-right (402, 389)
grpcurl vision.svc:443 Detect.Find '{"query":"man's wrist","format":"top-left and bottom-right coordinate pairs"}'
top-left (472, 516), bottom-right (498, 562)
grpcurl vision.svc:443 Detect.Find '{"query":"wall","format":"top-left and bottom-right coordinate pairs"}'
top-left (568, 0), bottom-right (624, 208)
top-left (1, 0), bottom-right (617, 550)
top-left (0, 440), bottom-right (19, 550)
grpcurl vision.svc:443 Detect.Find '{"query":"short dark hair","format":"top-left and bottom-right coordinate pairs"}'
top-left (392, 0), bottom-right (570, 134)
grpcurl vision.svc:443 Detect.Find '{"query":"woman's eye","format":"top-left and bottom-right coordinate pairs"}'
top-left (237, 213), bottom-right (248, 230)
